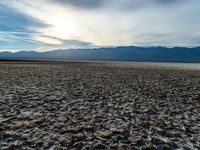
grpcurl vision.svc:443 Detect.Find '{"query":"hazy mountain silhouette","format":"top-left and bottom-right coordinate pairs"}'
top-left (0, 46), bottom-right (200, 62)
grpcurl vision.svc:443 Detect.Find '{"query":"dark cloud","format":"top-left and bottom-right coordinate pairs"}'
top-left (155, 0), bottom-right (187, 6)
top-left (50, 0), bottom-right (106, 9)
top-left (49, 0), bottom-right (186, 10)
top-left (62, 39), bottom-right (94, 47)
top-left (157, 0), bottom-right (182, 3)
top-left (36, 35), bottom-right (95, 47)
top-left (111, 0), bottom-right (187, 12)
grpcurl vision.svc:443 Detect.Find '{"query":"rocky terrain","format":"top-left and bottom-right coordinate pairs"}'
top-left (0, 61), bottom-right (200, 150)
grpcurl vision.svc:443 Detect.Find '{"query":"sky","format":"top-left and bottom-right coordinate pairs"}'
top-left (0, 0), bottom-right (200, 52)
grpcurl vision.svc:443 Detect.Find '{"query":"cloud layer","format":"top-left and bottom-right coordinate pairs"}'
top-left (0, 0), bottom-right (199, 52)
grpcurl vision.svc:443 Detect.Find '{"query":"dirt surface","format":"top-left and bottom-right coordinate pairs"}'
top-left (0, 61), bottom-right (200, 150)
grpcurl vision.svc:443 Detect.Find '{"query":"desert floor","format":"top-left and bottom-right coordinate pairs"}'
top-left (0, 61), bottom-right (200, 149)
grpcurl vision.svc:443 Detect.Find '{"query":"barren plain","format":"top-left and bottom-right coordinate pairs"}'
top-left (0, 61), bottom-right (200, 149)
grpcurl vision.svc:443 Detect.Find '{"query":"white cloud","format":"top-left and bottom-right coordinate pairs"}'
top-left (32, 35), bottom-right (63, 45)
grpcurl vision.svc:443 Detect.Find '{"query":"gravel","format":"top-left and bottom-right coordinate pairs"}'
top-left (0, 61), bottom-right (200, 150)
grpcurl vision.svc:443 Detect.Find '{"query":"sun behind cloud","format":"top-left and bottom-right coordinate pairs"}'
top-left (30, 6), bottom-right (78, 46)
top-left (43, 6), bottom-right (77, 40)
top-left (29, 5), bottom-right (78, 45)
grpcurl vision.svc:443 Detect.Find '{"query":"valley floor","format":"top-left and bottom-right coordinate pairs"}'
top-left (0, 61), bottom-right (200, 149)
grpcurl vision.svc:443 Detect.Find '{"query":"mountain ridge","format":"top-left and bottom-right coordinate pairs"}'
top-left (0, 46), bottom-right (200, 63)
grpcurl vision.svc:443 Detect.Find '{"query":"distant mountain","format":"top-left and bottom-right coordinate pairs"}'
top-left (0, 46), bottom-right (200, 63)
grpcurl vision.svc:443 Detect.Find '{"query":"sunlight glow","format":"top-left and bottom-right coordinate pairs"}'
top-left (46, 7), bottom-right (76, 40)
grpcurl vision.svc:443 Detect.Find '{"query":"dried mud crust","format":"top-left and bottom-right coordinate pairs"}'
top-left (0, 62), bottom-right (200, 150)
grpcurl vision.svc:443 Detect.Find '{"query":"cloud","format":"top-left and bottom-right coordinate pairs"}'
top-left (33, 35), bottom-right (63, 45)
top-left (50, 0), bottom-right (185, 10)
top-left (0, 3), bottom-right (45, 33)
top-left (50, 0), bottom-right (105, 9)
top-left (0, 31), bottom-right (95, 52)
top-left (0, 0), bottom-right (200, 52)
top-left (32, 35), bottom-right (94, 47)
top-left (36, 39), bottom-right (95, 52)
top-left (0, 31), bottom-right (39, 44)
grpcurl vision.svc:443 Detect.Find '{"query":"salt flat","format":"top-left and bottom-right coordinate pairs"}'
top-left (0, 61), bottom-right (200, 149)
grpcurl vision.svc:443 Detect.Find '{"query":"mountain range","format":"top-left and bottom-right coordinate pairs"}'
top-left (0, 46), bottom-right (200, 63)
